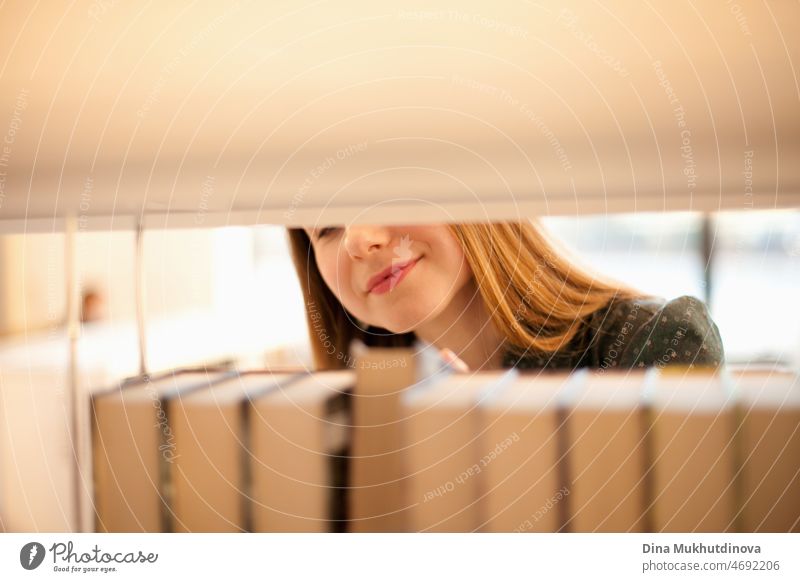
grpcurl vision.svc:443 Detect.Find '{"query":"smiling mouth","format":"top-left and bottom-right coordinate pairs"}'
top-left (368, 258), bottom-right (420, 295)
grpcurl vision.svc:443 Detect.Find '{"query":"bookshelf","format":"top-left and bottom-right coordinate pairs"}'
top-left (0, 1), bottom-right (798, 533)
top-left (0, 1), bottom-right (798, 233)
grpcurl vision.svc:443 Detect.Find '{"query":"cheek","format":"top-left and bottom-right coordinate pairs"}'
top-left (317, 254), bottom-right (342, 295)
top-left (422, 227), bottom-right (463, 262)
top-left (434, 252), bottom-right (472, 295)
top-left (316, 251), bottom-right (359, 305)
top-left (310, 246), bottom-right (333, 290)
top-left (431, 235), bottom-right (470, 281)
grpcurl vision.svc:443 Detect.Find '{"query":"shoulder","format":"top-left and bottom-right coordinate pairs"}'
top-left (592, 294), bottom-right (725, 370)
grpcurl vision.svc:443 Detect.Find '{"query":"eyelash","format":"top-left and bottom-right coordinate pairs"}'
top-left (317, 227), bottom-right (340, 239)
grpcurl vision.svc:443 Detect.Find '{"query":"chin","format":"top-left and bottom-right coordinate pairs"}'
top-left (383, 323), bottom-right (416, 334)
top-left (381, 310), bottom-right (434, 335)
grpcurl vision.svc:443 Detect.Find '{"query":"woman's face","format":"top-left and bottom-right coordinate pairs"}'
top-left (304, 224), bottom-right (473, 333)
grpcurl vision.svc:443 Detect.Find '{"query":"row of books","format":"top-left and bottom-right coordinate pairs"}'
top-left (91, 345), bottom-right (800, 532)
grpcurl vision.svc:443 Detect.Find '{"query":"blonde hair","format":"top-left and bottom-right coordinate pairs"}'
top-left (287, 220), bottom-right (647, 370)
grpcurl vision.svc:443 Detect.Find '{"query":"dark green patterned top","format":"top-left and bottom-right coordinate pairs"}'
top-left (501, 295), bottom-right (725, 371)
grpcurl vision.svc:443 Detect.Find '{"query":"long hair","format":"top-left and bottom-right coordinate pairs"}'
top-left (287, 220), bottom-right (647, 370)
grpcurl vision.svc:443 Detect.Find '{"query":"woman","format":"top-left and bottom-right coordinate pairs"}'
top-left (287, 220), bottom-right (724, 372)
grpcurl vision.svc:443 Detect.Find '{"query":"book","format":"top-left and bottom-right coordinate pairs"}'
top-left (563, 369), bottom-right (653, 532)
top-left (86, 351), bottom-right (800, 533)
top-left (401, 370), bottom-right (517, 532)
top-left (480, 370), bottom-right (571, 532)
top-left (733, 367), bottom-right (800, 532)
top-left (647, 368), bottom-right (737, 532)
top-left (91, 370), bottom-right (236, 532)
top-left (168, 372), bottom-right (305, 532)
top-left (349, 345), bottom-right (430, 532)
top-left (250, 370), bottom-right (354, 532)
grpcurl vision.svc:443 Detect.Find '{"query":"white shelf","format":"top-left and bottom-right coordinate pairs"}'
top-left (1, 1), bottom-right (798, 232)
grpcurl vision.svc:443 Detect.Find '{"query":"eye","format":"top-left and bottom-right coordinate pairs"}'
top-left (317, 226), bottom-right (341, 240)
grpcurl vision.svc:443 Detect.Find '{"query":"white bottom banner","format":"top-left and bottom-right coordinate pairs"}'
top-left (1, 533), bottom-right (798, 581)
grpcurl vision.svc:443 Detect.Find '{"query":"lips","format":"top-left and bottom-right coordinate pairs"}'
top-left (366, 257), bottom-right (420, 294)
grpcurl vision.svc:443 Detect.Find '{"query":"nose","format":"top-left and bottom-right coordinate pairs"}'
top-left (343, 225), bottom-right (391, 259)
